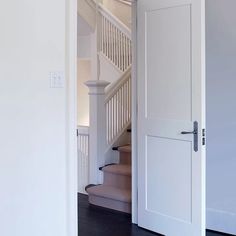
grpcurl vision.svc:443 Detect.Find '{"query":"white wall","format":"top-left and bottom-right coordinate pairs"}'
top-left (0, 1), bottom-right (72, 236)
top-left (77, 14), bottom-right (92, 59)
top-left (77, 60), bottom-right (90, 126)
top-left (78, 36), bottom-right (91, 59)
top-left (99, 54), bottom-right (122, 85)
top-left (206, 0), bottom-right (236, 234)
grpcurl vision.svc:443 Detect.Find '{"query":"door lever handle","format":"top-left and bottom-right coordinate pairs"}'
top-left (181, 131), bottom-right (197, 135)
top-left (181, 121), bottom-right (198, 152)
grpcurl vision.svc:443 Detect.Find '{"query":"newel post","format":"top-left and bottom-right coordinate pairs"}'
top-left (85, 80), bottom-right (110, 184)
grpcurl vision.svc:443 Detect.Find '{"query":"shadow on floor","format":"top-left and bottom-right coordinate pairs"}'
top-left (78, 193), bottom-right (232, 236)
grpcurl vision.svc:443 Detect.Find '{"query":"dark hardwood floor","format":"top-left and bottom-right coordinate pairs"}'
top-left (78, 194), bottom-right (232, 236)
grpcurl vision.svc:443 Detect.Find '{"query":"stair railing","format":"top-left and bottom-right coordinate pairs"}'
top-left (85, 67), bottom-right (131, 184)
top-left (77, 126), bottom-right (90, 193)
top-left (83, 0), bottom-right (132, 72)
top-left (105, 67), bottom-right (131, 148)
top-left (99, 4), bottom-right (132, 72)
top-left (84, 0), bottom-right (132, 184)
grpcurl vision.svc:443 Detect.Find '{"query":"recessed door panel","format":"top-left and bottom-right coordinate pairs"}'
top-left (146, 5), bottom-right (192, 121)
top-left (137, 0), bottom-right (206, 235)
top-left (146, 135), bottom-right (192, 223)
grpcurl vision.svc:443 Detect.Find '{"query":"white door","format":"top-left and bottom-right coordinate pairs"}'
top-left (137, 0), bottom-right (206, 236)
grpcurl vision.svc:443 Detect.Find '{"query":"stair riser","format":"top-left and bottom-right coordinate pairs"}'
top-left (119, 152), bottom-right (131, 165)
top-left (103, 172), bottom-right (131, 189)
top-left (89, 195), bottom-right (131, 214)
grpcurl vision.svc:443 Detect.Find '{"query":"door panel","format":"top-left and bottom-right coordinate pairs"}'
top-left (146, 5), bottom-right (192, 121)
top-left (146, 136), bottom-right (192, 222)
top-left (137, 0), bottom-right (206, 235)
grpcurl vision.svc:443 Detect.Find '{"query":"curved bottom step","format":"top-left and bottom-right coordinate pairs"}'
top-left (87, 185), bottom-right (131, 213)
top-left (89, 195), bottom-right (131, 214)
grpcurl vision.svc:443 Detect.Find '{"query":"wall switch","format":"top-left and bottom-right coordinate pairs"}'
top-left (49, 71), bottom-right (65, 88)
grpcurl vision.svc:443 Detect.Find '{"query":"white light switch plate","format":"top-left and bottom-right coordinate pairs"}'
top-left (49, 71), bottom-right (65, 88)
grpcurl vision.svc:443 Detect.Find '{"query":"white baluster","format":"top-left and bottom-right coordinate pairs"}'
top-left (77, 126), bottom-right (89, 194)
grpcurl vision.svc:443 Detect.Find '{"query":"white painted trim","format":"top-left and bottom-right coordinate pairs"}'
top-left (66, 0), bottom-right (78, 235)
top-left (207, 208), bottom-right (236, 235)
top-left (85, 80), bottom-right (110, 184)
top-left (85, 80), bottom-right (110, 94)
top-left (77, 125), bottom-right (90, 135)
top-left (201, 1), bottom-right (206, 234)
top-left (131, 0), bottom-right (138, 224)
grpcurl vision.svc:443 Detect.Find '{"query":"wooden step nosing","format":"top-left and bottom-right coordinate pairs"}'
top-left (113, 145), bottom-right (132, 153)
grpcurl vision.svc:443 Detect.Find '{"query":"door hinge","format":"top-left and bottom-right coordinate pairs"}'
top-left (202, 129), bottom-right (206, 145)
top-left (77, 129), bottom-right (79, 137)
top-left (202, 129), bottom-right (206, 137)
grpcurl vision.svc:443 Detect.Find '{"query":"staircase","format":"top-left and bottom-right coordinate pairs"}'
top-left (86, 143), bottom-right (131, 213)
top-left (77, 0), bottom-right (132, 213)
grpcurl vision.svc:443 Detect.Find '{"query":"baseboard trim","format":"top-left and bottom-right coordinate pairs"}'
top-left (207, 208), bottom-right (236, 235)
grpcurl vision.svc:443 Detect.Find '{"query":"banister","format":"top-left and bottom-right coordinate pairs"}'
top-left (105, 67), bottom-right (131, 103)
top-left (84, 0), bottom-right (131, 38)
top-left (105, 68), bottom-right (131, 148)
top-left (83, 0), bottom-right (132, 182)
top-left (98, 3), bottom-right (131, 39)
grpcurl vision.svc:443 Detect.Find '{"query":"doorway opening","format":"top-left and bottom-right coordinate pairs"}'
top-left (77, 0), bottom-right (135, 225)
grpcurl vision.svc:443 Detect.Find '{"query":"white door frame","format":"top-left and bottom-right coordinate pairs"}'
top-left (131, 0), bottom-right (138, 224)
top-left (66, 0), bottom-right (78, 235)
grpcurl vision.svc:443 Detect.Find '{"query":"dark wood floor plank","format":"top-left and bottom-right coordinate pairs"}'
top-left (78, 194), bottom-right (232, 236)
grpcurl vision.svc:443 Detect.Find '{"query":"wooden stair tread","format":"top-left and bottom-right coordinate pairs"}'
top-left (117, 145), bottom-right (131, 153)
top-left (87, 185), bottom-right (131, 203)
top-left (102, 164), bottom-right (131, 176)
